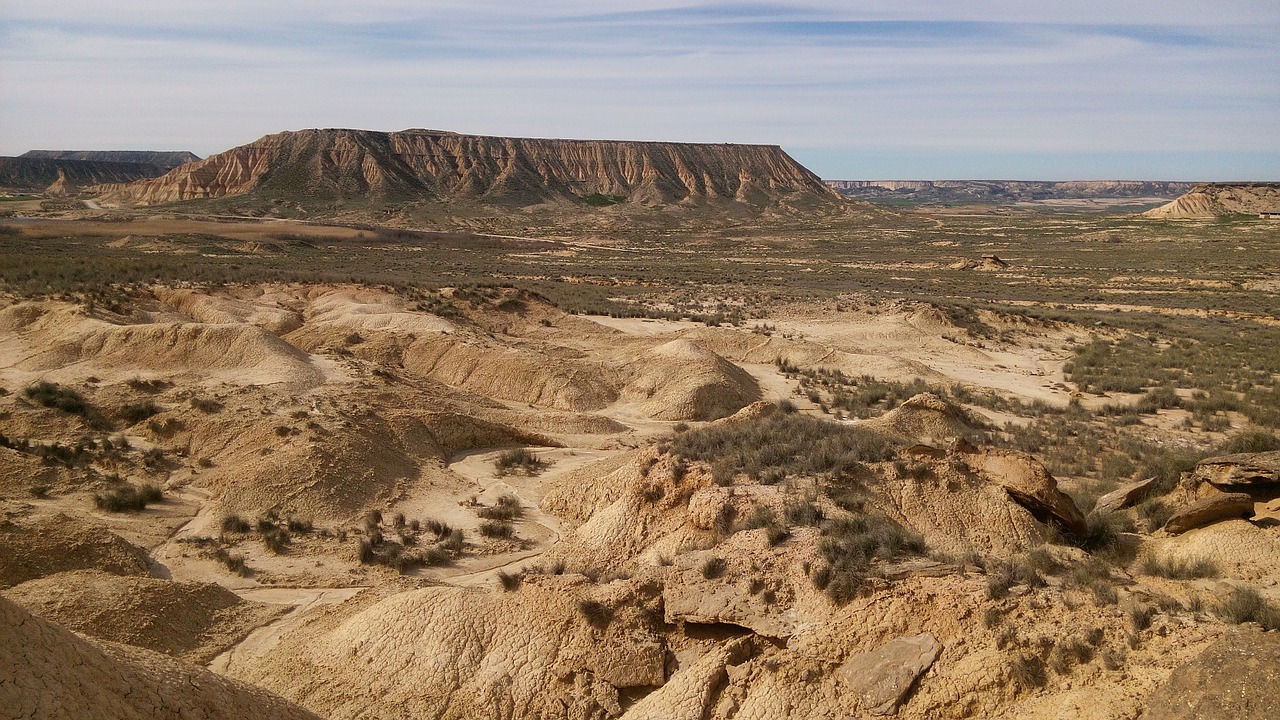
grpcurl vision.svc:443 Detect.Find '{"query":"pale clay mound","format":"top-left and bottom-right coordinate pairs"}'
top-left (0, 595), bottom-right (320, 720)
top-left (861, 391), bottom-right (984, 445)
top-left (0, 302), bottom-right (321, 387)
top-left (2, 569), bottom-right (284, 664)
top-left (620, 339), bottom-right (762, 421)
top-left (0, 514), bottom-right (153, 588)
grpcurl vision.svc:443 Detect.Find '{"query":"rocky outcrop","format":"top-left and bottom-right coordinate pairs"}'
top-left (1142, 630), bottom-right (1280, 719)
top-left (1143, 183), bottom-right (1280, 219)
top-left (1163, 493), bottom-right (1255, 535)
top-left (102, 128), bottom-right (842, 210)
top-left (0, 596), bottom-right (320, 720)
top-left (839, 633), bottom-right (942, 716)
top-left (954, 443), bottom-right (1088, 537)
top-left (1094, 476), bottom-right (1159, 515)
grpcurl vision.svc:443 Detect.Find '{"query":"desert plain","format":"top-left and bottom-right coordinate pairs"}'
top-left (1, 134), bottom-right (1280, 719)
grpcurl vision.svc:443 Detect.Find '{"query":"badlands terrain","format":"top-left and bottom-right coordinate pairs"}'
top-left (2, 133), bottom-right (1280, 719)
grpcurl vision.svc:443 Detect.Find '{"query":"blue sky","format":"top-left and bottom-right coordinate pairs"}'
top-left (1, 1), bottom-right (1277, 180)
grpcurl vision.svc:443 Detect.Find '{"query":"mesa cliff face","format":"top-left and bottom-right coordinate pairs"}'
top-left (1142, 182), bottom-right (1280, 218)
top-left (103, 128), bottom-right (841, 210)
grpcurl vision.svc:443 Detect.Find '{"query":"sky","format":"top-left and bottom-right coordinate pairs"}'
top-left (1, 1), bottom-right (1277, 180)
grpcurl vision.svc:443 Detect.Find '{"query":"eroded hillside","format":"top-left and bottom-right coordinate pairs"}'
top-left (2, 276), bottom-right (1279, 719)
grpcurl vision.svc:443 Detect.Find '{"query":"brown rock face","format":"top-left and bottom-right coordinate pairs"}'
top-left (104, 128), bottom-right (842, 209)
top-left (1163, 492), bottom-right (1255, 535)
top-left (1143, 630), bottom-right (1280, 719)
top-left (838, 633), bottom-right (942, 716)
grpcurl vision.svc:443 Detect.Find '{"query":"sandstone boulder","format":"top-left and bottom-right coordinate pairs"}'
top-left (839, 633), bottom-right (942, 715)
top-left (1142, 629), bottom-right (1280, 719)
top-left (954, 444), bottom-right (1088, 537)
top-left (1191, 451), bottom-right (1280, 488)
top-left (1094, 476), bottom-right (1159, 515)
top-left (1163, 493), bottom-right (1255, 535)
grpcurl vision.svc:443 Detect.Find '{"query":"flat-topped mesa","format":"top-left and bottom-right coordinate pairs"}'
top-left (101, 128), bottom-right (842, 209)
top-left (1142, 182), bottom-right (1280, 218)
top-left (20, 150), bottom-right (200, 169)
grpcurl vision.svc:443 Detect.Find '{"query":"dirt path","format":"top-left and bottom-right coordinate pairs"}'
top-left (208, 586), bottom-right (365, 674)
top-left (430, 446), bottom-right (618, 587)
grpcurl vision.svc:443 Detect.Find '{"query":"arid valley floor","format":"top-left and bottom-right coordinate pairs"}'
top-left (2, 146), bottom-right (1280, 719)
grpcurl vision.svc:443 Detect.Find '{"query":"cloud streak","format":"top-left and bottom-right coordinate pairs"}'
top-left (1, 1), bottom-right (1276, 179)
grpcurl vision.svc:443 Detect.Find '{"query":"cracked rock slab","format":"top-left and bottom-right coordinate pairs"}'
top-left (838, 632), bottom-right (941, 715)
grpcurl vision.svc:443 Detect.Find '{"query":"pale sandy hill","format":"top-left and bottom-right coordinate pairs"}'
top-left (403, 335), bottom-right (620, 411)
top-left (294, 287), bottom-right (457, 337)
top-left (224, 579), bottom-right (668, 719)
top-left (0, 446), bottom-right (59, 495)
top-left (0, 303), bottom-right (321, 387)
top-left (0, 514), bottom-right (153, 588)
top-left (0, 595), bottom-right (320, 720)
top-left (155, 287), bottom-right (303, 334)
top-left (620, 339), bottom-right (761, 421)
top-left (186, 400), bottom-right (549, 523)
top-left (3, 570), bottom-right (283, 664)
top-left (862, 392), bottom-right (985, 445)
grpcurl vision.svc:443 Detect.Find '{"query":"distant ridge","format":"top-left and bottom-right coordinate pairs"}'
top-left (827, 180), bottom-right (1194, 203)
top-left (21, 150), bottom-right (200, 169)
top-left (0, 157), bottom-right (175, 194)
top-left (1142, 182), bottom-right (1280, 218)
top-left (100, 128), bottom-right (843, 215)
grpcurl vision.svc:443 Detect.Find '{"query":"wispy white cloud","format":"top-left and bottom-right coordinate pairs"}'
top-left (1, 1), bottom-right (1276, 178)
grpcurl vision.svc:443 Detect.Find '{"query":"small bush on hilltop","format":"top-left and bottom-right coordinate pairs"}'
top-left (672, 411), bottom-right (897, 482)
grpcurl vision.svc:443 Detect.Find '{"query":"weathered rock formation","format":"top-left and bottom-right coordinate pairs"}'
top-left (1094, 476), bottom-right (1158, 515)
top-left (838, 633), bottom-right (942, 716)
top-left (1143, 183), bottom-right (1280, 218)
top-left (1190, 451), bottom-right (1280, 489)
top-left (1163, 493), bottom-right (1255, 535)
top-left (101, 128), bottom-right (842, 211)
